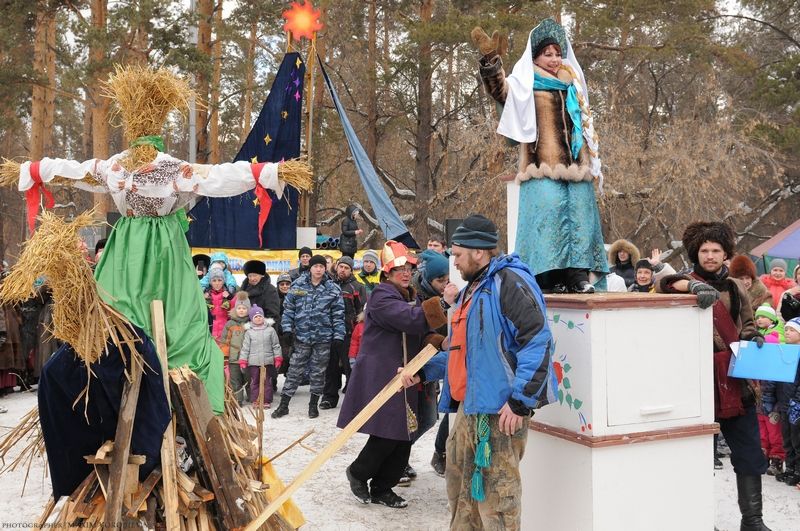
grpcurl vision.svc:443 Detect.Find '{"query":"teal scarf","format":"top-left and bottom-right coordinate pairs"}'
top-left (533, 76), bottom-right (583, 160)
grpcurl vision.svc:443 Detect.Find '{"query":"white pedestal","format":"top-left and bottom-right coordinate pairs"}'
top-left (521, 294), bottom-right (717, 531)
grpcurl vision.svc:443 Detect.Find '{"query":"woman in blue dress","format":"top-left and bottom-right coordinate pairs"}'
top-left (472, 18), bottom-right (608, 293)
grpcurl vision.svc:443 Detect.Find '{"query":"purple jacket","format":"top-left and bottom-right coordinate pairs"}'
top-left (336, 282), bottom-right (434, 441)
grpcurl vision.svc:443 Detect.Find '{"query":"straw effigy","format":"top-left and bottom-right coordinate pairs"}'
top-left (0, 210), bottom-right (139, 370)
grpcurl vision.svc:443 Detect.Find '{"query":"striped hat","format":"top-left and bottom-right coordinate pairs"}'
top-left (754, 304), bottom-right (778, 323)
top-left (380, 240), bottom-right (418, 274)
top-left (785, 318), bottom-right (800, 334)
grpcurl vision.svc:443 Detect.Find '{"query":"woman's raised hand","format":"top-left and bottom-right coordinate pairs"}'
top-left (470, 27), bottom-right (507, 57)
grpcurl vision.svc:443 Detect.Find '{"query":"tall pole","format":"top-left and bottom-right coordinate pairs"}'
top-left (300, 33), bottom-right (316, 227)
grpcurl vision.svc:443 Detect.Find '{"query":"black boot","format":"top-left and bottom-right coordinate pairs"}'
top-left (736, 474), bottom-right (771, 531)
top-left (309, 393), bottom-right (320, 418)
top-left (271, 395), bottom-right (290, 419)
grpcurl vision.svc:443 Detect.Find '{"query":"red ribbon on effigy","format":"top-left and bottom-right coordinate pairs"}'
top-left (25, 161), bottom-right (55, 233)
top-left (251, 162), bottom-right (273, 248)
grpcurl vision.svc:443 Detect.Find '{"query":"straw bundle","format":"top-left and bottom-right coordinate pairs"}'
top-left (277, 157), bottom-right (314, 192)
top-left (0, 158), bottom-right (20, 188)
top-left (0, 407), bottom-right (45, 494)
top-left (101, 64), bottom-right (197, 170)
top-left (0, 210), bottom-right (138, 366)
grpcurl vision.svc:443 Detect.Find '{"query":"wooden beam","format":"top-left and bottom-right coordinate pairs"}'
top-left (127, 467), bottom-right (162, 518)
top-left (151, 300), bottom-right (181, 531)
top-left (244, 344), bottom-right (439, 530)
top-left (84, 454), bottom-right (146, 465)
top-left (103, 348), bottom-right (143, 526)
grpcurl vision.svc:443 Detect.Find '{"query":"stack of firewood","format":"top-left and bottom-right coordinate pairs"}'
top-left (38, 367), bottom-right (297, 530)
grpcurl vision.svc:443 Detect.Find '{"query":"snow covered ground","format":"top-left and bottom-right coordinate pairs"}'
top-left (0, 384), bottom-right (798, 530)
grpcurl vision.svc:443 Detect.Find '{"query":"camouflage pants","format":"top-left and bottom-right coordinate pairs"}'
top-left (280, 340), bottom-right (329, 398)
top-left (446, 406), bottom-right (528, 531)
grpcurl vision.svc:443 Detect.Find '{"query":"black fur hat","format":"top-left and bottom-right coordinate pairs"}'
top-left (682, 222), bottom-right (735, 264)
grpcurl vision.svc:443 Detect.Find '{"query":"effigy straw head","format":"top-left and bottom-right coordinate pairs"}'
top-left (102, 64), bottom-right (194, 142)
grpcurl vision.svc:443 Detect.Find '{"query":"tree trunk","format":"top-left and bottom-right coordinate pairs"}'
top-left (30, 6), bottom-right (49, 160)
top-left (42, 12), bottom-right (56, 156)
top-left (90, 0), bottom-right (110, 217)
top-left (195, 0), bottom-right (213, 164)
top-left (414, 0), bottom-right (434, 242)
top-left (208, 0), bottom-right (223, 164)
top-left (241, 21), bottom-right (257, 143)
top-left (365, 0), bottom-right (378, 162)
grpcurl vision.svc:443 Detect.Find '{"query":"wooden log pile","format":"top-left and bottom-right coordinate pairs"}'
top-left (39, 368), bottom-right (295, 530)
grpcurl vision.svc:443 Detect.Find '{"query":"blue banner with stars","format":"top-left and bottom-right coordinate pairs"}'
top-left (187, 52), bottom-right (305, 249)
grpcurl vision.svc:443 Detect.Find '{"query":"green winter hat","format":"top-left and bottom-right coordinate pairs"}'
top-left (754, 304), bottom-right (778, 323)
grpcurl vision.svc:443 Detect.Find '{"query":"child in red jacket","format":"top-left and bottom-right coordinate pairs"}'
top-left (348, 310), bottom-right (365, 369)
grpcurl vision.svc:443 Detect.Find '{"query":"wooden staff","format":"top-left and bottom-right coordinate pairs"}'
top-left (243, 344), bottom-right (439, 530)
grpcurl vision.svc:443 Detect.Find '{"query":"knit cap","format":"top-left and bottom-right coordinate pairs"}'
top-left (233, 291), bottom-right (251, 311)
top-left (769, 258), bottom-right (788, 272)
top-left (208, 269), bottom-right (225, 281)
top-left (451, 214), bottom-right (499, 250)
top-left (248, 304), bottom-right (264, 321)
top-left (634, 259), bottom-right (653, 272)
top-left (298, 246), bottom-right (313, 259)
top-left (337, 255), bottom-right (354, 269)
top-left (421, 249), bottom-right (449, 281)
top-left (362, 250), bottom-right (380, 267)
top-left (785, 317), bottom-right (800, 334)
top-left (754, 304), bottom-right (778, 324)
top-left (309, 254), bottom-right (328, 269)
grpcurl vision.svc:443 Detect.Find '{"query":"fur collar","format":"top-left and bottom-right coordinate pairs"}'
top-left (607, 239), bottom-right (641, 266)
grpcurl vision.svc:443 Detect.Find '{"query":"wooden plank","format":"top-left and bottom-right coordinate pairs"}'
top-left (176, 469), bottom-right (197, 493)
top-left (126, 467), bottom-right (162, 518)
top-left (192, 484), bottom-right (215, 503)
top-left (95, 440), bottom-right (114, 460)
top-left (205, 416), bottom-right (251, 525)
top-left (244, 344), bottom-right (439, 530)
top-left (103, 346), bottom-right (143, 527)
top-left (84, 454), bottom-right (147, 465)
top-left (35, 496), bottom-right (55, 527)
top-left (198, 504), bottom-right (211, 531)
top-left (151, 300), bottom-right (181, 531)
top-left (95, 464), bottom-right (110, 500)
top-left (124, 463), bottom-right (140, 509)
top-left (179, 488), bottom-right (203, 510)
top-left (171, 369), bottom-right (237, 530)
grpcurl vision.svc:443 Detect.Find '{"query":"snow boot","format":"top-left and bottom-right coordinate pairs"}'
top-left (271, 395), bottom-right (290, 419)
top-left (736, 474), bottom-right (771, 531)
top-left (765, 458), bottom-right (782, 477)
top-left (308, 393), bottom-right (320, 418)
top-left (346, 466), bottom-right (370, 504)
top-left (370, 489), bottom-right (408, 508)
top-left (431, 451), bottom-right (446, 477)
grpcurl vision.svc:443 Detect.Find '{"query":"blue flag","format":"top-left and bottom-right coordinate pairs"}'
top-left (318, 57), bottom-right (418, 248)
top-left (187, 52), bottom-right (305, 249)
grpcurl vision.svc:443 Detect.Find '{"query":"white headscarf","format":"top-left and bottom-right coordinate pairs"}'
top-left (496, 25), bottom-right (603, 187)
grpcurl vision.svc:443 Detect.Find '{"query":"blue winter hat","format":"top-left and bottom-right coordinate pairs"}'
top-left (421, 249), bottom-right (449, 281)
top-left (451, 214), bottom-right (499, 250)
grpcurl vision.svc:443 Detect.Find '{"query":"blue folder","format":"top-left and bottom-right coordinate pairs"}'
top-left (728, 340), bottom-right (800, 383)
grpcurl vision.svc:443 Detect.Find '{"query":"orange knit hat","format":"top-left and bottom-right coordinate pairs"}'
top-left (380, 240), bottom-right (418, 274)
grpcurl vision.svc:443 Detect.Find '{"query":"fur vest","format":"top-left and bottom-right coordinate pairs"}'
top-left (480, 56), bottom-right (592, 183)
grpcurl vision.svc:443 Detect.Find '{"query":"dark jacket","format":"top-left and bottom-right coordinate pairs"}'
top-left (240, 274), bottom-right (281, 321)
top-left (339, 205), bottom-right (360, 255)
top-left (337, 282), bottom-right (447, 441)
top-left (761, 365), bottom-right (800, 415)
top-left (333, 273), bottom-right (367, 334)
top-left (288, 264), bottom-right (310, 282)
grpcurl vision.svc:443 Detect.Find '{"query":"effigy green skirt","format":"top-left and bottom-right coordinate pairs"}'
top-left (94, 212), bottom-right (224, 414)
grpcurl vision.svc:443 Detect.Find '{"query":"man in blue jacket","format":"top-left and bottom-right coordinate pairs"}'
top-left (405, 214), bottom-right (556, 530)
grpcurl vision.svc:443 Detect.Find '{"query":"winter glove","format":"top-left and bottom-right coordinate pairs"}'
top-left (470, 26), bottom-right (508, 58)
top-left (789, 399), bottom-right (800, 426)
top-left (275, 356), bottom-right (283, 369)
top-left (768, 411), bottom-right (780, 425)
top-left (238, 358), bottom-right (248, 370)
top-left (221, 300), bottom-right (231, 310)
top-left (751, 335), bottom-right (765, 348)
top-left (687, 280), bottom-right (720, 310)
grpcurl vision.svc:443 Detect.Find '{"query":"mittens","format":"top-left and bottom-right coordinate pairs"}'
top-left (238, 358), bottom-right (248, 369)
top-left (687, 280), bottom-right (720, 309)
top-left (275, 357), bottom-right (283, 369)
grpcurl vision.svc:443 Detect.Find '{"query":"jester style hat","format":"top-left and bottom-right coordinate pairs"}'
top-left (529, 17), bottom-right (567, 57)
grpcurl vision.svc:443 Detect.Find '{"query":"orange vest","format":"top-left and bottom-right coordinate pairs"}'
top-left (448, 297), bottom-right (472, 402)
